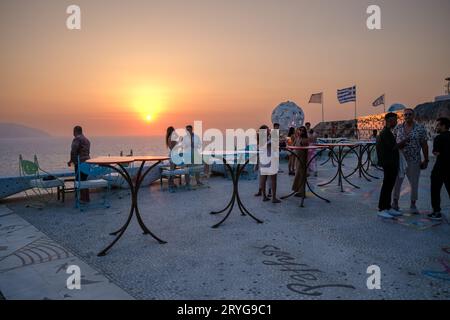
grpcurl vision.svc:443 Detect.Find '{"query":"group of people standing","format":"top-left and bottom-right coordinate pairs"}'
top-left (69, 111), bottom-right (449, 219)
top-left (254, 122), bottom-right (319, 205)
top-left (165, 125), bottom-right (203, 192)
top-left (376, 109), bottom-right (450, 220)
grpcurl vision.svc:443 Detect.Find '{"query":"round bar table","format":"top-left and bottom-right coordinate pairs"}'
top-left (87, 155), bottom-right (169, 256)
top-left (203, 151), bottom-right (263, 228)
top-left (281, 145), bottom-right (330, 207)
top-left (316, 143), bottom-right (360, 192)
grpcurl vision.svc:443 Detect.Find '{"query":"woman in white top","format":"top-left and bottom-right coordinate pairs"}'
top-left (165, 126), bottom-right (178, 191)
top-left (255, 125), bottom-right (281, 203)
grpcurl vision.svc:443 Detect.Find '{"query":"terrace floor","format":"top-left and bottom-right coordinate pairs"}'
top-left (1, 155), bottom-right (449, 300)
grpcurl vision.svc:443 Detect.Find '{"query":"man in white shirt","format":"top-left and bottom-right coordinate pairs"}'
top-left (392, 109), bottom-right (429, 214)
top-left (182, 125), bottom-right (203, 186)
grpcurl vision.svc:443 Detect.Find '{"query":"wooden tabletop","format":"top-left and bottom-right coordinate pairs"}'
top-left (87, 156), bottom-right (169, 165)
top-left (131, 155), bottom-right (170, 162)
top-left (202, 150), bottom-right (258, 156)
top-left (86, 157), bottom-right (135, 165)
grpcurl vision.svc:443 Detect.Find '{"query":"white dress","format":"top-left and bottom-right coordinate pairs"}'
top-left (259, 140), bottom-right (279, 176)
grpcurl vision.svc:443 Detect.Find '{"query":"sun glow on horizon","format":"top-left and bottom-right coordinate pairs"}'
top-left (130, 85), bottom-right (168, 123)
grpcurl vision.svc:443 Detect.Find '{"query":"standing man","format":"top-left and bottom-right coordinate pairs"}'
top-left (376, 113), bottom-right (409, 218)
top-left (182, 124), bottom-right (203, 187)
top-left (68, 126), bottom-right (91, 203)
top-left (305, 122), bottom-right (311, 133)
top-left (392, 109), bottom-right (429, 214)
top-left (428, 117), bottom-right (450, 221)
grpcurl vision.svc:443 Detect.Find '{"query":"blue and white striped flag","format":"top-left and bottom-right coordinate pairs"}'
top-left (337, 86), bottom-right (356, 104)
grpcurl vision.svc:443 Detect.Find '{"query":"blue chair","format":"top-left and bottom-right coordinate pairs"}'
top-left (75, 158), bottom-right (112, 211)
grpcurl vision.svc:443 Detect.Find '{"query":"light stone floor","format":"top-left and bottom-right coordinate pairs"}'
top-left (1, 155), bottom-right (449, 300)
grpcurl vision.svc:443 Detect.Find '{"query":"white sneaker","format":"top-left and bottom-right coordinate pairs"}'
top-left (378, 210), bottom-right (394, 219)
top-left (388, 208), bottom-right (403, 217)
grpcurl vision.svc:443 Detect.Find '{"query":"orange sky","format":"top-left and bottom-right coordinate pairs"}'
top-left (1, 0), bottom-right (449, 136)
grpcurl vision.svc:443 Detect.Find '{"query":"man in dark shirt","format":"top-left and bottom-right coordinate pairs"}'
top-left (428, 117), bottom-right (450, 221)
top-left (68, 126), bottom-right (91, 202)
top-left (376, 113), bottom-right (409, 218)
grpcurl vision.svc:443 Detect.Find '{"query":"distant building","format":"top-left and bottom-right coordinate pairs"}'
top-left (434, 77), bottom-right (450, 102)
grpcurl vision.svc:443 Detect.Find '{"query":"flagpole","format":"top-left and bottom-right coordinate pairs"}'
top-left (354, 99), bottom-right (358, 139)
top-left (321, 93), bottom-right (324, 123)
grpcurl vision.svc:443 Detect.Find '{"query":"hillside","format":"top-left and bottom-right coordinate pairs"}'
top-left (0, 123), bottom-right (51, 138)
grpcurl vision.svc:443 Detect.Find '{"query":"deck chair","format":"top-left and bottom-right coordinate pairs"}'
top-left (19, 155), bottom-right (65, 209)
top-left (75, 158), bottom-right (112, 211)
top-left (160, 164), bottom-right (188, 192)
top-left (186, 164), bottom-right (209, 190)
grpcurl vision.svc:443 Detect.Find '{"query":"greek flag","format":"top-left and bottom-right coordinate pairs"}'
top-left (372, 94), bottom-right (385, 107)
top-left (337, 86), bottom-right (356, 104)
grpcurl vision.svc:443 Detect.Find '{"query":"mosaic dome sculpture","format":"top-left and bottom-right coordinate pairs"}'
top-left (271, 101), bottom-right (305, 132)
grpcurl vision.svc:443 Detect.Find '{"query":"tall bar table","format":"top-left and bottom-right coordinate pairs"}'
top-left (203, 151), bottom-right (263, 228)
top-left (87, 155), bottom-right (169, 256)
top-left (316, 143), bottom-right (360, 192)
top-left (281, 145), bottom-right (330, 207)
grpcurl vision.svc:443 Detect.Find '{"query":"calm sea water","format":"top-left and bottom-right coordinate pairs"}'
top-left (0, 136), bottom-right (166, 177)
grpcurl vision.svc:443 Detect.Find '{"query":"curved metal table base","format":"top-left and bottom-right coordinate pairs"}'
top-left (210, 158), bottom-right (263, 228)
top-left (343, 144), bottom-right (380, 182)
top-left (98, 161), bottom-right (166, 257)
top-left (281, 147), bottom-right (331, 206)
top-left (318, 145), bottom-right (361, 192)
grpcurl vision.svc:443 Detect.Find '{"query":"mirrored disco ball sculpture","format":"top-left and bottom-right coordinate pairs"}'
top-left (271, 101), bottom-right (305, 132)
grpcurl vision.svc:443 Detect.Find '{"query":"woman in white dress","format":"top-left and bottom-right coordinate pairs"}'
top-left (254, 125), bottom-right (281, 203)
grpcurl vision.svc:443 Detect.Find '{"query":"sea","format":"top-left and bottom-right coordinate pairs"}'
top-left (0, 136), bottom-right (167, 177)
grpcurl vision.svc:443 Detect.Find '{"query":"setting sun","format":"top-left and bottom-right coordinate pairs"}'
top-left (130, 85), bottom-right (168, 123)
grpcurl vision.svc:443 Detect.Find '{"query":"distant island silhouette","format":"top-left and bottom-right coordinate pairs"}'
top-left (0, 123), bottom-right (51, 138)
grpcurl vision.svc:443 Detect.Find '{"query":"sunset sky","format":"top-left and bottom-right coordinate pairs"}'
top-left (1, 0), bottom-right (449, 137)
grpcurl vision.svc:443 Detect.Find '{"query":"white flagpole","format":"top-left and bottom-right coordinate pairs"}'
top-left (321, 93), bottom-right (324, 123)
top-left (354, 99), bottom-right (358, 139)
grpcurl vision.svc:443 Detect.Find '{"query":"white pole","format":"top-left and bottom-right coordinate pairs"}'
top-left (354, 100), bottom-right (358, 139)
top-left (321, 93), bottom-right (324, 123)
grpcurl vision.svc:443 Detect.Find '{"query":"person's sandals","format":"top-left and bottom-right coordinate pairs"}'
top-left (272, 198), bottom-right (281, 204)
